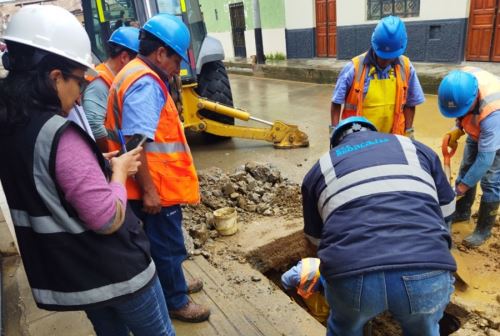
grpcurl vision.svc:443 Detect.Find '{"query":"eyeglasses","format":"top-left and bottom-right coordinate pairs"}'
top-left (63, 72), bottom-right (89, 94)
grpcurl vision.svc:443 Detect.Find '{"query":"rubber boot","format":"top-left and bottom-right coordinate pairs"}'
top-left (452, 185), bottom-right (477, 223)
top-left (463, 201), bottom-right (499, 247)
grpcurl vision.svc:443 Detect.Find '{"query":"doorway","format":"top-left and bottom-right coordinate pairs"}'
top-left (315, 0), bottom-right (337, 57)
top-left (466, 0), bottom-right (500, 61)
top-left (229, 2), bottom-right (247, 58)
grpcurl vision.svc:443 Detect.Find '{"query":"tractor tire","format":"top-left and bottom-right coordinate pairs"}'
top-left (196, 60), bottom-right (234, 141)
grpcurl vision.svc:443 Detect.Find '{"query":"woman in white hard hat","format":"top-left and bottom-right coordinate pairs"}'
top-left (0, 5), bottom-right (175, 336)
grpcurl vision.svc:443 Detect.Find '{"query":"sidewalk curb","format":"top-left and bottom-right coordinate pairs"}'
top-left (224, 61), bottom-right (447, 95)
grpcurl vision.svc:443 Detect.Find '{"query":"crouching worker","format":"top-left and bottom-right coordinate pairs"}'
top-left (302, 117), bottom-right (457, 336)
top-left (281, 258), bottom-right (330, 323)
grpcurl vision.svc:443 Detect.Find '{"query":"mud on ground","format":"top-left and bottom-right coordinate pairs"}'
top-left (182, 163), bottom-right (500, 336)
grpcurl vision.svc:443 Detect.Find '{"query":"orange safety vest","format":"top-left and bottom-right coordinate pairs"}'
top-left (105, 58), bottom-right (200, 206)
top-left (86, 63), bottom-right (115, 88)
top-left (343, 52), bottom-right (411, 135)
top-left (297, 258), bottom-right (322, 299)
top-left (460, 67), bottom-right (500, 141)
top-left (296, 258), bottom-right (330, 322)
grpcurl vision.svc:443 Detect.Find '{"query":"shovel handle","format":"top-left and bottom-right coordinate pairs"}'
top-left (441, 134), bottom-right (457, 165)
top-left (442, 134), bottom-right (456, 183)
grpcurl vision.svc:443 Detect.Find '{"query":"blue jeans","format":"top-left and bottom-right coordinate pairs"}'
top-left (324, 269), bottom-right (454, 336)
top-left (85, 276), bottom-right (175, 336)
top-left (131, 202), bottom-right (189, 310)
top-left (458, 136), bottom-right (500, 202)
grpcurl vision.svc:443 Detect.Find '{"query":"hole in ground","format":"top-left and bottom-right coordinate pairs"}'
top-left (247, 232), bottom-right (465, 336)
top-left (265, 264), bottom-right (464, 335)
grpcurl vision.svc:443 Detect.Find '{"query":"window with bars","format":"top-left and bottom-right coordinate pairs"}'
top-left (367, 0), bottom-right (420, 20)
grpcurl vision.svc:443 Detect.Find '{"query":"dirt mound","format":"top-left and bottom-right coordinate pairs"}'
top-left (182, 162), bottom-right (303, 253)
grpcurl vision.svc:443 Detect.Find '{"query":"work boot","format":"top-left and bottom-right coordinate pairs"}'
top-left (169, 301), bottom-right (210, 323)
top-left (463, 201), bottom-right (499, 247)
top-left (452, 185), bottom-right (477, 223)
top-left (187, 278), bottom-right (203, 294)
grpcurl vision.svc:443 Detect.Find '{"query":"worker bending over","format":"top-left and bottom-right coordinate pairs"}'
top-left (302, 117), bottom-right (456, 336)
top-left (438, 69), bottom-right (500, 247)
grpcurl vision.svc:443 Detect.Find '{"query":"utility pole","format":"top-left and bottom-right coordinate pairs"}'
top-left (253, 0), bottom-right (265, 64)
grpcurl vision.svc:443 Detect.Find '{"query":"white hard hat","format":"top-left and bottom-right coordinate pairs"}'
top-left (1, 5), bottom-right (97, 76)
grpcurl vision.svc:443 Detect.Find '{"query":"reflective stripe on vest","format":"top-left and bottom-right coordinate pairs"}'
top-left (12, 114), bottom-right (157, 308)
top-left (105, 58), bottom-right (200, 206)
top-left (87, 63), bottom-right (115, 88)
top-left (297, 258), bottom-right (321, 300)
top-left (13, 116), bottom-right (92, 234)
top-left (145, 141), bottom-right (190, 154)
top-left (318, 136), bottom-right (438, 221)
top-left (32, 261), bottom-right (155, 306)
top-left (343, 53), bottom-right (410, 135)
top-left (461, 67), bottom-right (500, 141)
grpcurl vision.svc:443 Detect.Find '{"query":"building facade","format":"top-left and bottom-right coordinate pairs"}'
top-left (199, 0), bottom-right (287, 58)
top-left (201, 0), bottom-right (500, 64)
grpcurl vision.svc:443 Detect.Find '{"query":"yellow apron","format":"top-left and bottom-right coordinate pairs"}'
top-left (303, 292), bottom-right (330, 323)
top-left (361, 66), bottom-right (397, 134)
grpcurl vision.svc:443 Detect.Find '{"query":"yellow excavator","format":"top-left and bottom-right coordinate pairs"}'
top-left (82, 0), bottom-right (308, 149)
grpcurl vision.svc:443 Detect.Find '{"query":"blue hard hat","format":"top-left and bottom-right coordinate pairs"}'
top-left (371, 16), bottom-right (407, 59)
top-left (142, 13), bottom-right (190, 63)
top-left (109, 27), bottom-right (140, 53)
top-left (331, 117), bottom-right (377, 148)
top-left (438, 70), bottom-right (478, 118)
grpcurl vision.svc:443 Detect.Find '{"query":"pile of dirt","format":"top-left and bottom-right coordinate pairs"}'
top-left (182, 162), bottom-right (303, 253)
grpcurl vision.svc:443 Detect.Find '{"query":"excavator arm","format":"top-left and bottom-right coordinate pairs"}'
top-left (180, 84), bottom-right (309, 149)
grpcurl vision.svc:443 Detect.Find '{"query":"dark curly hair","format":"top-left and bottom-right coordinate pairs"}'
top-left (0, 41), bottom-right (86, 133)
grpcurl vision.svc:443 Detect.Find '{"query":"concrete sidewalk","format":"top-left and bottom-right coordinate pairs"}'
top-left (224, 57), bottom-right (500, 94)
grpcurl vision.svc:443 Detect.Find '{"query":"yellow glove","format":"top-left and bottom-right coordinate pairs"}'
top-left (446, 127), bottom-right (465, 149)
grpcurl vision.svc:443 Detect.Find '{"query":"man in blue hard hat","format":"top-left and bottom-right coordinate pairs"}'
top-left (302, 116), bottom-right (456, 335)
top-left (330, 16), bottom-right (424, 139)
top-left (82, 27), bottom-right (140, 151)
top-left (104, 14), bottom-right (210, 323)
top-left (438, 69), bottom-right (500, 247)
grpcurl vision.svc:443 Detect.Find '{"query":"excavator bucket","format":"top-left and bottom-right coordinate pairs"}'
top-left (265, 121), bottom-right (309, 149)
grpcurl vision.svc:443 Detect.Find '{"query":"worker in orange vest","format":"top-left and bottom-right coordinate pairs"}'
top-left (281, 258), bottom-right (330, 323)
top-left (104, 13), bottom-right (210, 323)
top-left (438, 69), bottom-right (500, 247)
top-left (330, 16), bottom-right (424, 138)
top-left (83, 27), bottom-right (139, 152)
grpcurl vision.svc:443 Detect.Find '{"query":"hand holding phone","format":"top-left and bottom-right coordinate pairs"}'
top-left (119, 134), bottom-right (148, 156)
top-left (110, 146), bottom-right (142, 182)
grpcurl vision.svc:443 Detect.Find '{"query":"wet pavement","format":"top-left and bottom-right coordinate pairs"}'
top-left (190, 74), bottom-right (457, 183)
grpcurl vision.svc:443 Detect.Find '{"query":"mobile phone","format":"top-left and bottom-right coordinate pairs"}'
top-left (119, 134), bottom-right (147, 155)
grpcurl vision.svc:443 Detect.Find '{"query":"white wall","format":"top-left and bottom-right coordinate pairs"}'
top-left (285, 0), bottom-right (315, 29)
top-left (245, 28), bottom-right (287, 56)
top-left (337, 0), bottom-right (469, 26)
top-left (211, 29), bottom-right (287, 59)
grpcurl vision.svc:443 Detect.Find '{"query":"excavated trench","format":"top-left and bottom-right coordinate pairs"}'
top-left (250, 233), bottom-right (466, 336)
